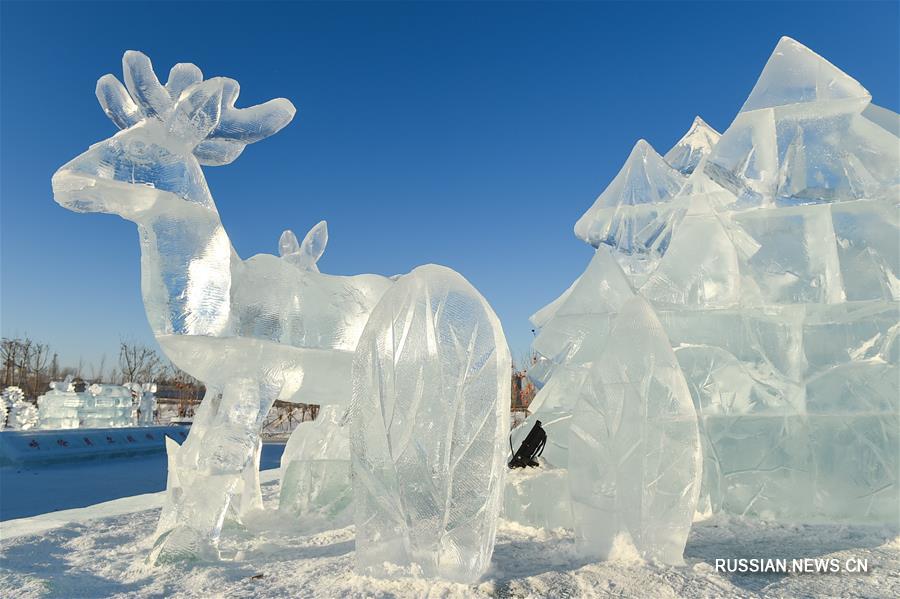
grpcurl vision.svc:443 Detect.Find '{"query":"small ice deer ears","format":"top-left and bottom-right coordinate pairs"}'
top-left (279, 221), bottom-right (328, 272)
top-left (95, 51), bottom-right (297, 165)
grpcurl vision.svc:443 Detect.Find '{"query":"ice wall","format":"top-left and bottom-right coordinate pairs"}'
top-left (526, 37), bottom-right (899, 524)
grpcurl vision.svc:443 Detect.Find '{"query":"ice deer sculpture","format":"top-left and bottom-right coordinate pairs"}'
top-left (52, 51), bottom-right (393, 563)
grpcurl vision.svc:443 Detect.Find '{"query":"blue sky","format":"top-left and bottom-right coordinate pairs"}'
top-left (2, 1), bottom-right (898, 372)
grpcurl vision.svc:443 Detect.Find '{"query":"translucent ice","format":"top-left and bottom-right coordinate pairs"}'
top-left (704, 37), bottom-right (899, 207)
top-left (530, 36), bottom-right (899, 525)
top-left (350, 264), bottom-right (511, 583)
top-left (53, 51), bottom-right (393, 563)
top-left (568, 298), bottom-right (701, 564)
top-left (574, 140), bottom-right (685, 256)
top-left (4, 387), bottom-right (38, 430)
top-left (664, 116), bottom-right (721, 175)
top-left (531, 245), bottom-right (635, 383)
top-left (37, 381), bottom-right (134, 429)
top-left (279, 220), bottom-right (328, 272)
top-left (279, 406), bottom-right (352, 531)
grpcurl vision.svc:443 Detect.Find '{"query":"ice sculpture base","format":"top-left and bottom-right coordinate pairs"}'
top-left (503, 466), bottom-right (573, 530)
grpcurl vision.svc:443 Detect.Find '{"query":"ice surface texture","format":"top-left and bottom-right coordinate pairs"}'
top-left (52, 51), bottom-right (393, 563)
top-left (350, 265), bottom-right (511, 583)
top-left (574, 140), bottom-right (685, 257)
top-left (568, 298), bottom-right (701, 564)
top-left (526, 37), bottom-right (899, 524)
top-left (664, 117), bottom-right (721, 176)
top-left (279, 406), bottom-right (353, 531)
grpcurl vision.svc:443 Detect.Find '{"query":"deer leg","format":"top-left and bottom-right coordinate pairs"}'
top-left (149, 376), bottom-right (280, 564)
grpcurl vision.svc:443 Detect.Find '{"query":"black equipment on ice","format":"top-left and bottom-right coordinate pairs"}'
top-left (508, 420), bottom-right (547, 469)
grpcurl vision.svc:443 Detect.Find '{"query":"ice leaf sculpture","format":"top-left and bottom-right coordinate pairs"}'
top-left (279, 406), bottom-right (352, 531)
top-left (574, 139), bottom-right (685, 254)
top-left (350, 264), bottom-right (511, 583)
top-left (568, 297), bottom-right (701, 565)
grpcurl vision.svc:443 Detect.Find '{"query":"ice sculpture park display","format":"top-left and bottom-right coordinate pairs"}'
top-left (521, 37), bottom-right (899, 533)
top-left (52, 50), bottom-right (512, 576)
top-left (2, 386), bottom-right (39, 430)
top-left (37, 378), bottom-right (135, 429)
top-left (53, 51), bottom-right (395, 563)
top-left (351, 265), bottom-right (511, 583)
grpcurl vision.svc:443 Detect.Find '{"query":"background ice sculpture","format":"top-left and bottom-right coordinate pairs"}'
top-left (278, 405), bottom-right (352, 531)
top-left (3, 386), bottom-right (39, 430)
top-left (568, 297), bottom-right (701, 564)
top-left (38, 380), bottom-right (135, 429)
top-left (526, 37), bottom-right (899, 524)
top-left (52, 51), bottom-right (394, 563)
top-left (351, 265), bottom-right (511, 583)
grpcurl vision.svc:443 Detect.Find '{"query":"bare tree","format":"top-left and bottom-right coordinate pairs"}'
top-left (26, 342), bottom-right (50, 397)
top-left (1, 336), bottom-right (55, 398)
top-left (49, 353), bottom-right (60, 380)
top-left (1, 338), bottom-right (23, 388)
top-left (119, 340), bottom-right (163, 384)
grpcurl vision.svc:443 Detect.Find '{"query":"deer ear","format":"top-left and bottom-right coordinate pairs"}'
top-left (168, 78), bottom-right (224, 148)
top-left (299, 220), bottom-right (328, 268)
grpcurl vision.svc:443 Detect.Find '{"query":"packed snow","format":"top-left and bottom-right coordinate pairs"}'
top-left (1, 471), bottom-right (898, 598)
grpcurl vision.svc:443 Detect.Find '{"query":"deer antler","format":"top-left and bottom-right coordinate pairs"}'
top-left (95, 51), bottom-right (296, 166)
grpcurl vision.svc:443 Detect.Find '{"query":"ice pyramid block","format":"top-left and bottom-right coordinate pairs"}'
top-left (664, 116), bottom-right (721, 175)
top-left (568, 297), bottom-right (701, 565)
top-left (279, 406), bottom-right (352, 531)
top-left (350, 264), bottom-right (511, 583)
top-left (704, 37), bottom-right (898, 207)
top-left (531, 245), bottom-right (635, 382)
top-left (574, 140), bottom-right (685, 254)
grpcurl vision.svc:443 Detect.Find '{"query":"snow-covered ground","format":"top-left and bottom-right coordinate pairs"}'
top-left (2, 472), bottom-right (897, 598)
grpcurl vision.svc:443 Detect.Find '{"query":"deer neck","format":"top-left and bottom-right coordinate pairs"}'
top-left (132, 194), bottom-right (237, 340)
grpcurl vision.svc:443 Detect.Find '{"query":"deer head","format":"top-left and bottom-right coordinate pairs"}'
top-left (52, 51), bottom-right (296, 220)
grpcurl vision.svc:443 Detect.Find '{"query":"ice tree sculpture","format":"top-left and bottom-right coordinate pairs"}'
top-left (278, 406), bottom-right (352, 531)
top-left (3, 386), bottom-right (38, 430)
top-left (53, 51), bottom-right (394, 563)
top-left (1, 386), bottom-right (24, 429)
top-left (526, 37), bottom-right (899, 524)
top-left (10, 399), bottom-right (39, 430)
top-left (351, 265), bottom-right (511, 583)
top-left (568, 297), bottom-right (701, 564)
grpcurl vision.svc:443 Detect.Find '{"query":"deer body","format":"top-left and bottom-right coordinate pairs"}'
top-left (53, 51), bottom-right (391, 562)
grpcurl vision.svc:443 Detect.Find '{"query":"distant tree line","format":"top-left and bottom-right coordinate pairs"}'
top-left (1, 335), bottom-right (204, 402)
